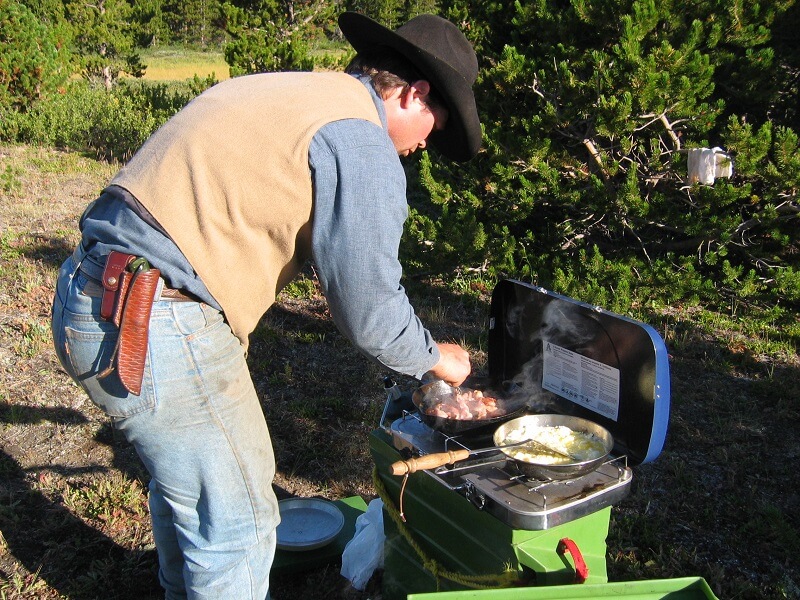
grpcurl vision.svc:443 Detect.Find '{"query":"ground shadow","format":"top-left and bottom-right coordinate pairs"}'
top-left (20, 236), bottom-right (77, 270)
top-left (0, 405), bottom-right (161, 599)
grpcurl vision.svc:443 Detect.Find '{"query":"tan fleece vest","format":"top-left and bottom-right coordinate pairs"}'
top-left (111, 72), bottom-right (382, 348)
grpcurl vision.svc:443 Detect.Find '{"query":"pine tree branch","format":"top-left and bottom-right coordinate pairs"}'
top-left (583, 138), bottom-right (608, 179)
top-left (530, 74), bottom-right (545, 99)
top-left (732, 201), bottom-right (800, 246)
top-left (659, 114), bottom-right (681, 151)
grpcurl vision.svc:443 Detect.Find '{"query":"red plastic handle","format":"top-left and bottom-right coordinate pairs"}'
top-left (558, 537), bottom-right (589, 583)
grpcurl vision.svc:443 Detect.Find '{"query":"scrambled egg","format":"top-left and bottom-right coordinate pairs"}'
top-left (500, 424), bottom-right (606, 465)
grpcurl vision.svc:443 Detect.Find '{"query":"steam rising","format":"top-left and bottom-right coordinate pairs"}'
top-left (504, 300), bottom-right (600, 413)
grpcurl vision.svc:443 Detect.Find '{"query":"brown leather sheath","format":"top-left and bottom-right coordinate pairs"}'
top-left (97, 251), bottom-right (160, 396)
top-left (115, 268), bottom-right (160, 395)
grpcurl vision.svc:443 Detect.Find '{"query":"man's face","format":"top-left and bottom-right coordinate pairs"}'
top-left (385, 80), bottom-right (449, 157)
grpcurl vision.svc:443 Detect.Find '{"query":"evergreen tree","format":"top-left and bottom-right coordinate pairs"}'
top-left (768, 1), bottom-right (800, 130)
top-left (346, 0), bottom-right (405, 28)
top-left (405, 0), bottom-right (439, 18)
top-left (404, 0), bottom-right (798, 308)
top-left (163, 0), bottom-right (225, 47)
top-left (66, 0), bottom-right (145, 88)
top-left (344, 0), bottom-right (439, 27)
top-left (0, 0), bottom-right (71, 111)
top-left (132, 0), bottom-right (171, 47)
top-left (221, 0), bottom-right (335, 74)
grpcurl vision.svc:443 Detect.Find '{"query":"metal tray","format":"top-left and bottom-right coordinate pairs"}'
top-left (276, 498), bottom-right (345, 551)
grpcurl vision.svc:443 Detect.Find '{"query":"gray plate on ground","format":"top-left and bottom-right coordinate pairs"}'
top-left (276, 498), bottom-right (345, 551)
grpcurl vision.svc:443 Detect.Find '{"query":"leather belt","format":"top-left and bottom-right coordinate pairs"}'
top-left (160, 287), bottom-right (196, 301)
top-left (80, 278), bottom-right (195, 302)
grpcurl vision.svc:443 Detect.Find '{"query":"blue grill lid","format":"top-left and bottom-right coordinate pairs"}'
top-left (487, 280), bottom-right (670, 465)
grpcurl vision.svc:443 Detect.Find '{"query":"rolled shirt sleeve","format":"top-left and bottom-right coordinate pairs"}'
top-left (310, 118), bottom-right (440, 379)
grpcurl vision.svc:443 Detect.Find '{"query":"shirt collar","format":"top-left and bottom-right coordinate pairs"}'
top-left (351, 73), bottom-right (388, 131)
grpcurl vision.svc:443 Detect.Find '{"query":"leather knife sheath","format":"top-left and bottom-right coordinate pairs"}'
top-left (115, 268), bottom-right (160, 396)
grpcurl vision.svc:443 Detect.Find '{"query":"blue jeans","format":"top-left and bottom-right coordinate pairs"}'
top-left (51, 250), bottom-right (278, 600)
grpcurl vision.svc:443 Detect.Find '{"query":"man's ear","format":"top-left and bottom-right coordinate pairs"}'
top-left (403, 80), bottom-right (432, 107)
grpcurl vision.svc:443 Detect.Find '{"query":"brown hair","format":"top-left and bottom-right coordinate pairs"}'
top-left (345, 48), bottom-right (444, 109)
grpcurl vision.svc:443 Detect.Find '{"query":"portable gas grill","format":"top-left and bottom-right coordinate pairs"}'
top-left (369, 280), bottom-right (670, 599)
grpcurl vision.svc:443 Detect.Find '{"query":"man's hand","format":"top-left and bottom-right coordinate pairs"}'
top-left (428, 342), bottom-right (471, 387)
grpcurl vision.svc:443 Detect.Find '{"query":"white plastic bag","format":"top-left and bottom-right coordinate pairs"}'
top-left (340, 498), bottom-right (385, 590)
top-left (687, 147), bottom-right (734, 185)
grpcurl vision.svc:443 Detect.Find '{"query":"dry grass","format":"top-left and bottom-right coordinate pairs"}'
top-left (139, 47), bottom-right (230, 82)
top-left (0, 143), bottom-right (799, 599)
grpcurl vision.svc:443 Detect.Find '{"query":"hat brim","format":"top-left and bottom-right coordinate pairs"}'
top-left (339, 12), bottom-right (481, 162)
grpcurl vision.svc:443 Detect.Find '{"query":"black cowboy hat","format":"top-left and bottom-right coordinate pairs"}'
top-left (338, 12), bottom-right (481, 162)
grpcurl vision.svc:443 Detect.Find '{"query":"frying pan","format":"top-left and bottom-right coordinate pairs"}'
top-left (387, 413), bottom-right (612, 479)
top-left (493, 414), bottom-right (614, 480)
top-left (411, 379), bottom-right (527, 435)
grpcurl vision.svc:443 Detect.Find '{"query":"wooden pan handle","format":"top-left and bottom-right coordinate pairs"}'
top-left (390, 449), bottom-right (470, 475)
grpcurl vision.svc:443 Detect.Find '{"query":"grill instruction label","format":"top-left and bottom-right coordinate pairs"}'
top-left (542, 341), bottom-right (620, 421)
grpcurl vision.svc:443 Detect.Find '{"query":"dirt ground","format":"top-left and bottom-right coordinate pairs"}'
top-left (1, 145), bottom-right (799, 599)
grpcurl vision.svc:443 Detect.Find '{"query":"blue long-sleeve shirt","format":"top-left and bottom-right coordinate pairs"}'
top-left (78, 76), bottom-right (440, 380)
